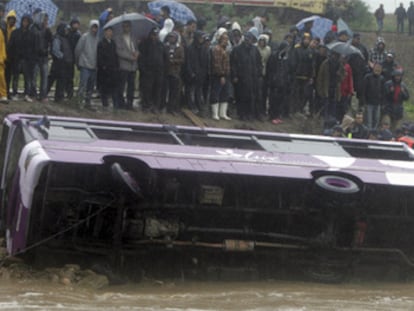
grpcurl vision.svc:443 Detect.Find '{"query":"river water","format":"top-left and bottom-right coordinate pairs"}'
top-left (1, 279), bottom-right (414, 310)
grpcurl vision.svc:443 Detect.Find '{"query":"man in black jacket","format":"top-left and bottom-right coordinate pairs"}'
top-left (183, 30), bottom-right (209, 116)
top-left (230, 31), bottom-right (262, 120)
top-left (67, 17), bottom-right (82, 99)
top-left (362, 62), bottom-right (385, 130)
top-left (8, 14), bottom-right (35, 102)
top-left (408, 2), bottom-right (414, 35)
top-left (138, 27), bottom-right (167, 113)
top-left (97, 26), bottom-right (119, 109)
top-left (31, 11), bottom-right (52, 102)
top-left (289, 32), bottom-right (315, 115)
top-left (395, 3), bottom-right (407, 33)
top-left (50, 23), bottom-right (74, 103)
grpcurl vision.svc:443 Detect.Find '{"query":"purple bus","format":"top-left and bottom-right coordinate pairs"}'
top-left (2, 113), bottom-right (414, 281)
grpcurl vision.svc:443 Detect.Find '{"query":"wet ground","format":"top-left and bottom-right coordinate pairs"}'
top-left (1, 279), bottom-right (414, 310)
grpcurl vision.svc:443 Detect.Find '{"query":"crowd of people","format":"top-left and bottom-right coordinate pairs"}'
top-left (0, 4), bottom-right (412, 145)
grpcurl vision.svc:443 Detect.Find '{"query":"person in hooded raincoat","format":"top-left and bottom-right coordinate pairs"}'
top-left (50, 23), bottom-right (74, 103)
top-left (139, 27), bottom-right (168, 113)
top-left (267, 39), bottom-right (291, 124)
top-left (75, 20), bottom-right (99, 110)
top-left (4, 10), bottom-right (16, 100)
top-left (0, 16), bottom-right (7, 102)
top-left (183, 30), bottom-right (209, 115)
top-left (8, 14), bottom-right (35, 102)
top-left (160, 18), bottom-right (175, 43)
top-left (369, 37), bottom-right (388, 68)
top-left (230, 30), bottom-right (262, 121)
top-left (31, 11), bottom-right (52, 102)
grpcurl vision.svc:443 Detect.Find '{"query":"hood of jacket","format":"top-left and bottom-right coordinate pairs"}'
top-left (6, 10), bottom-right (16, 20)
top-left (57, 22), bottom-right (68, 37)
top-left (89, 19), bottom-right (99, 31)
top-left (20, 13), bottom-right (32, 28)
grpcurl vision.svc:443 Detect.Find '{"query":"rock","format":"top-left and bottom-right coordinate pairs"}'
top-left (153, 280), bottom-right (164, 286)
top-left (0, 247), bottom-right (8, 260)
top-left (59, 264), bottom-right (81, 282)
top-left (63, 264), bottom-right (81, 272)
top-left (0, 267), bottom-right (10, 280)
top-left (9, 263), bottom-right (32, 279)
top-left (60, 277), bottom-right (71, 286)
top-left (77, 274), bottom-right (109, 289)
top-left (2, 256), bottom-right (23, 266)
top-left (50, 274), bottom-right (59, 283)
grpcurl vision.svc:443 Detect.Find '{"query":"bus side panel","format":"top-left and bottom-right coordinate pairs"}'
top-left (7, 196), bottom-right (29, 256)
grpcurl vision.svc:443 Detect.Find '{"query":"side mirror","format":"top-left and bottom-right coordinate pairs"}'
top-left (111, 162), bottom-right (143, 198)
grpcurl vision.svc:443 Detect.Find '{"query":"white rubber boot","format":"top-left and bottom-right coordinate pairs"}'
top-left (219, 102), bottom-right (231, 120)
top-left (211, 103), bottom-right (220, 120)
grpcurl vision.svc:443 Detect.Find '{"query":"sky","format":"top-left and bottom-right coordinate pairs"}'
top-left (364, 0), bottom-right (406, 13)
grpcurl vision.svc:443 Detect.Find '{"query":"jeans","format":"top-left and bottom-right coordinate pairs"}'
top-left (377, 19), bottom-right (383, 33)
top-left (22, 59), bottom-right (35, 96)
top-left (210, 76), bottom-right (230, 104)
top-left (35, 58), bottom-right (49, 100)
top-left (78, 67), bottom-right (96, 105)
top-left (397, 19), bottom-right (404, 33)
top-left (365, 104), bottom-right (381, 130)
top-left (323, 97), bottom-right (337, 123)
top-left (5, 60), bottom-right (19, 97)
top-left (185, 81), bottom-right (205, 114)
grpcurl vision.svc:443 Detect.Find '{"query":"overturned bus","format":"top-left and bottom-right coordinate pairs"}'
top-left (1, 114), bottom-right (414, 282)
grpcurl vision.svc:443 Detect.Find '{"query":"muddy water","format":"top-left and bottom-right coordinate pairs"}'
top-left (1, 280), bottom-right (414, 310)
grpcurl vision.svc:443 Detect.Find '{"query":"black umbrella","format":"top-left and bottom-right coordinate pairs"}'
top-left (104, 13), bottom-right (159, 41)
top-left (326, 41), bottom-right (364, 58)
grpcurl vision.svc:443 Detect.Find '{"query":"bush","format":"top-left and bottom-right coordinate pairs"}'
top-left (324, 0), bottom-right (376, 32)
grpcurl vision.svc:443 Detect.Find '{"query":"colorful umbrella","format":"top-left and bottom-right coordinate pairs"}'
top-left (337, 18), bottom-right (353, 37)
top-left (296, 15), bottom-right (333, 40)
top-left (6, 0), bottom-right (58, 27)
top-left (148, 0), bottom-right (197, 24)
